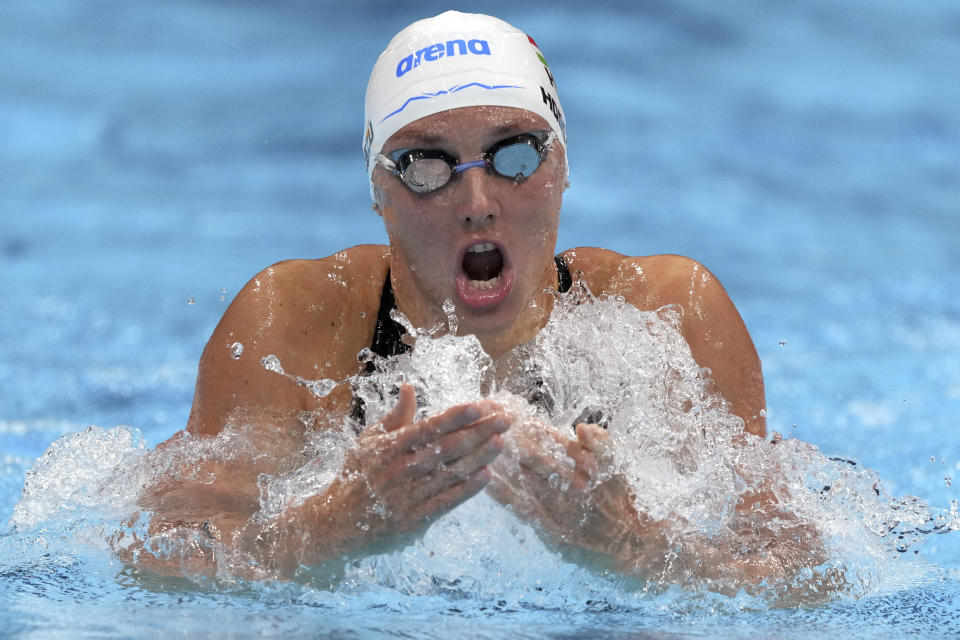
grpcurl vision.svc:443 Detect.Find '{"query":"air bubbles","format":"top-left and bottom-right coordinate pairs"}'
top-left (357, 348), bottom-right (376, 363)
top-left (229, 342), bottom-right (244, 359)
top-left (219, 288), bottom-right (227, 302)
top-left (946, 477), bottom-right (953, 488)
top-left (186, 297), bottom-right (196, 305)
top-left (778, 340), bottom-right (787, 347)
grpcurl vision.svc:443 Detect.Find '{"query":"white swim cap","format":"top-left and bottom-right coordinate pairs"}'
top-left (363, 11), bottom-right (567, 195)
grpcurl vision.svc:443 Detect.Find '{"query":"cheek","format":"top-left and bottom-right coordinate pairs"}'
top-left (521, 182), bottom-right (562, 237)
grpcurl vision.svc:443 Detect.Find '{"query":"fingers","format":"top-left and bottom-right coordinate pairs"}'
top-left (383, 401), bottom-right (495, 453)
top-left (379, 383), bottom-right (417, 432)
top-left (510, 428), bottom-right (587, 486)
top-left (409, 467), bottom-right (492, 522)
top-left (397, 413), bottom-right (508, 478)
top-left (506, 424), bottom-right (614, 496)
top-left (388, 426), bottom-right (506, 525)
top-left (486, 472), bottom-right (564, 531)
top-left (575, 422), bottom-right (610, 454)
top-left (408, 433), bottom-right (503, 502)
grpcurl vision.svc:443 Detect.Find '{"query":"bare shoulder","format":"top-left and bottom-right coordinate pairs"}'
top-left (187, 245), bottom-right (390, 436)
top-left (559, 248), bottom-right (766, 437)
top-left (560, 248), bottom-right (716, 310)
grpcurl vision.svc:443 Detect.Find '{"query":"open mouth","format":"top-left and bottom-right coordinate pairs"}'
top-left (455, 242), bottom-right (514, 308)
top-left (462, 242), bottom-right (504, 289)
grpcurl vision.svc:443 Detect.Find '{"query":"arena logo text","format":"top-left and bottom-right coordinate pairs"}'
top-left (396, 39), bottom-right (491, 77)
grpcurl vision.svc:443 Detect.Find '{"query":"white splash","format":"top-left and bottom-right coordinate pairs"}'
top-left (9, 292), bottom-right (959, 605)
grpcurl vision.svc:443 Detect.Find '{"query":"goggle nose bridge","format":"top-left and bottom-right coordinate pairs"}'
top-left (452, 159), bottom-right (489, 174)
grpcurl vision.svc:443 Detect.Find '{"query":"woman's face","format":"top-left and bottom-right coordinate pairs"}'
top-left (372, 106), bottom-right (566, 355)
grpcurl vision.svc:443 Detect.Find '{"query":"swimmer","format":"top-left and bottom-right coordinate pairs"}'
top-left (130, 11), bottom-right (820, 591)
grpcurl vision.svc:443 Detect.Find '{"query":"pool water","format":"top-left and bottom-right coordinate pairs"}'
top-left (2, 0), bottom-right (959, 637)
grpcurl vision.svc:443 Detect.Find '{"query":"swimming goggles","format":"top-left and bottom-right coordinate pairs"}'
top-left (377, 131), bottom-right (555, 194)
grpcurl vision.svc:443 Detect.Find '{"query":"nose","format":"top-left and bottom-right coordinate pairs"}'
top-left (453, 163), bottom-right (498, 230)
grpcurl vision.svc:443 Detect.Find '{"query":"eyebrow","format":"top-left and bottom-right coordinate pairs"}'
top-left (390, 121), bottom-right (538, 150)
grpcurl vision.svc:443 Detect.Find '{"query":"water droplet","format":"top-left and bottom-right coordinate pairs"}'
top-left (229, 342), bottom-right (244, 359)
top-left (778, 340), bottom-right (787, 347)
top-left (186, 297), bottom-right (196, 305)
top-left (946, 477), bottom-right (952, 488)
top-left (304, 378), bottom-right (336, 399)
top-left (219, 287), bottom-right (227, 302)
top-left (389, 308), bottom-right (416, 336)
top-left (357, 348), bottom-right (375, 363)
top-left (261, 354), bottom-right (284, 374)
top-left (931, 456), bottom-right (937, 463)
top-left (442, 299), bottom-right (459, 333)
top-left (360, 311), bottom-right (367, 319)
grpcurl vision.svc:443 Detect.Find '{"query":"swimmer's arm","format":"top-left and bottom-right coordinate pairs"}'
top-left (123, 386), bottom-right (509, 582)
top-left (184, 249), bottom-right (386, 437)
top-left (659, 256), bottom-right (766, 437)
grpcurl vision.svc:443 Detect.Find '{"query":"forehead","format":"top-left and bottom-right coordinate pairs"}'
top-left (384, 106), bottom-right (549, 149)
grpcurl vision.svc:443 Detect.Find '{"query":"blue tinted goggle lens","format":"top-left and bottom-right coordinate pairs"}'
top-left (491, 141), bottom-right (542, 179)
top-left (386, 133), bottom-right (549, 194)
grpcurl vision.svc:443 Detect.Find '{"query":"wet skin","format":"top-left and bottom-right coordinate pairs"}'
top-left (134, 106), bottom-right (790, 587)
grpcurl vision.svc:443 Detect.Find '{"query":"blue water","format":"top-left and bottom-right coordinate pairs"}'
top-left (2, 0), bottom-right (959, 637)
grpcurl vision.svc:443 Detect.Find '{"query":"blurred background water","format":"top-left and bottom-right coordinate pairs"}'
top-left (1, 0), bottom-right (959, 637)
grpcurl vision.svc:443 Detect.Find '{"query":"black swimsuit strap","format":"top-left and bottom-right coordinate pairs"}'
top-left (370, 272), bottom-right (409, 359)
top-left (555, 254), bottom-right (572, 294)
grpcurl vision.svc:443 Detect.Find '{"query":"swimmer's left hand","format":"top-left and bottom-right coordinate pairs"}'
top-left (487, 421), bottom-right (664, 574)
top-left (488, 421), bottom-right (844, 600)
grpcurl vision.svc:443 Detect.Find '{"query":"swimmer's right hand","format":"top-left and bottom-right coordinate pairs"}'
top-left (286, 384), bottom-right (508, 566)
